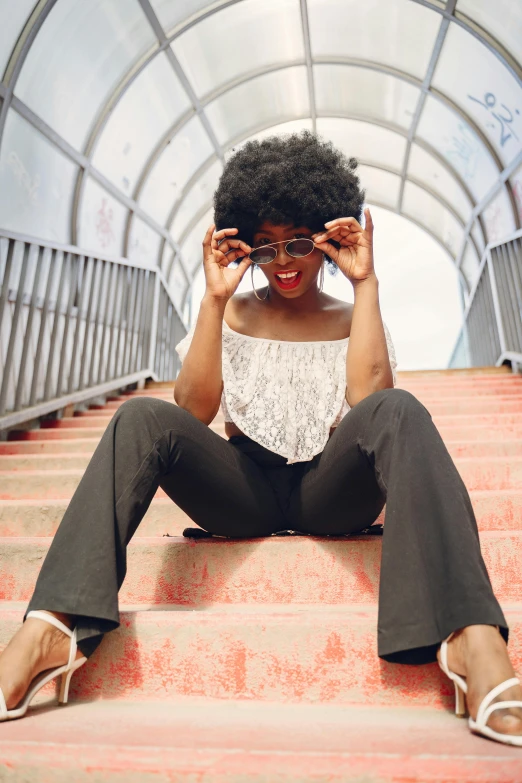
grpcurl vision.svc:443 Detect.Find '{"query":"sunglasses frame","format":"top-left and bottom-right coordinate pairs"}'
top-left (227, 238), bottom-right (319, 265)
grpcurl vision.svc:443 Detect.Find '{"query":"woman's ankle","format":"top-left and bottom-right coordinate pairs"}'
top-left (29, 610), bottom-right (75, 630)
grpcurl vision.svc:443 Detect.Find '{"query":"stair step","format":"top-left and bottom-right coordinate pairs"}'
top-left (1, 488), bottom-right (520, 537)
top-left (4, 439), bottom-right (522, 470)
top-left (1, 602), bottom-right (521, 706)
top-left (0, 699), bottom-right (520, 782)
top-left (1, 532), bottom-right (520, 604)
top-left (57, 396), bottom-right (522, 421)
top-left (9, 413), bottom-right (522, 442)
top-left (3, 456), bottom-right (522, 499)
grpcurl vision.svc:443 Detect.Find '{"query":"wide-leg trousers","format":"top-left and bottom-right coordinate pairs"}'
top-left (25, 388), bottom-right (509, 663)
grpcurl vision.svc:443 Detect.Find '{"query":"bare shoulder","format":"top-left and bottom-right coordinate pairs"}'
top-left (224, 291), bottom-right (261, 332)
top-left (321, 294), bottom-right (353, 335)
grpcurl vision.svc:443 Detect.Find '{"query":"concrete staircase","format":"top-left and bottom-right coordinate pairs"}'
top-left (0, 369), bottom-right (521, 781)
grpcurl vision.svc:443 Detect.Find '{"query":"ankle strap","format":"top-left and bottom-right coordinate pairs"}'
top-left (27, 611), bottom-right (72, 638)
top-left (27, 611), bottom-right (77, 670)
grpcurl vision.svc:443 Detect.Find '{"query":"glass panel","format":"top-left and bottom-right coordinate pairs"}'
top-left (358, 165), bottom-right (401, 210)
top-left (205, 66), bottom-right (309, 146)
top-left (15, 0), bottom-right (157, 150)
top-left (0, 110), bottom-right (77, 243)
top-left (316, 118), bottom-right (406, 172)
top-left (408, 143), bottom-right (474, 222)
top-left (171, 159), bottom-right (222, 241)
top-left (308, 0), bottom-right (440, 79)
top-left (416, 95), bottom-right (499, 202)
top-left (457, 0), bottom-right (522, 65)
top-left (149, 0), bottom-right (213, 36)
top-left (169, 256), bottom-right (188, 311)
top-left (314, 65), bottom-right (420, 130)
top-left (481, 187), bottom-right (516, 244)
top-left (77, 178), bottom-right (127, 258)
top-left (510, 162), bottom-right (522, 226)
top-left (138, 115), bottom-right (214, 225)
top-left (224, 119), bottom-right (314, 160)
top-left (180, 210), bottom-right (212, 276)
top-left (0, 0), bottom-right (36, 80)
top-left (460, 240), bottom-right (480, 291)
top-left (403, 181), bottom-right (464, 257)
top-left (171, 0), bottom-right (304, 98)
top-left (432, 23), bottom-right (522, 167)
top-left (128, 217), bottom-right (162, 267)
top-left (92, 53), bottom-right (191, 195)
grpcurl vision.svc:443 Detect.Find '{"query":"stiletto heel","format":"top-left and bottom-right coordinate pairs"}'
top-left (438, 628), bottom-right (522, 746)
top-left (0, 610), bottom-right (87, 721)
top-left (454, 681), bottom-right (467, 717)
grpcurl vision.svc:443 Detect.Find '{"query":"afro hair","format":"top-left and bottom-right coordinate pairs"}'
top-left (213, 130), bottom-right (365, 272)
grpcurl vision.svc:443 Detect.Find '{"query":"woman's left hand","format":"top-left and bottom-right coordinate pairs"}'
top-left (312, 207), bottom-right (375, 285)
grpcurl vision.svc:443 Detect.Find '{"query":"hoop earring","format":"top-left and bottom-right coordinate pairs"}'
top-left (251, 264), bottom-right (269, 300)
top-left (318, 263), bottom-right (324, 292)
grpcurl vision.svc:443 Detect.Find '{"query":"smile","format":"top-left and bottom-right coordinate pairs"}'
top-left (274, 270), bottom-right (302, 289)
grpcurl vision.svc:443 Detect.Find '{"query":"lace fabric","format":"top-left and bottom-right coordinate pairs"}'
top-left (175, 319), bottom-right (398, 464)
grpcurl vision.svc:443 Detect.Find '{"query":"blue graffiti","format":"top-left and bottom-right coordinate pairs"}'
top-left (468, 92), bottom-right (520, 147)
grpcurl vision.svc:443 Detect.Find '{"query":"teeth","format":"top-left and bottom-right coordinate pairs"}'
top-left (276, 271), bottom-right (299, 280)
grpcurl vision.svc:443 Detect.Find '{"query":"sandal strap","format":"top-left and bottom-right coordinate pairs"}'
top-left (0, 686), bottom-right (6, 718)
top-left (26, 611), bottom-right (77, 671)
top-left (438, 632), bottom-right (468, 694)
top-left (27, 611), bottom-right (72, 638)
top-left (476, 677), bottom-right (520, 727)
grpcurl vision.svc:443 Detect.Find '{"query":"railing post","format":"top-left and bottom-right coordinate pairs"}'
top-left (486, 248), bottom-right (507, 356)
top-left (148, 272), bottom-right (161, 374)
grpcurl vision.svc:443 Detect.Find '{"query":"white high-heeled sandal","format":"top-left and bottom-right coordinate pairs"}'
top-left (438, 629), bottom-right (522, 746)
top-left (0, 610), bottom-right (87, 721)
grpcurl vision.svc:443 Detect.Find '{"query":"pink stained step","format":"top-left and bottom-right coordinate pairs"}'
top-left (47, 396), bottom-right (522, 424)
top-left (0, 700), bottom-right (521, 782)
top-left (8, 413), bottom-right (522, 442)
top-left (0, 532), bottom-right (520, 605)
top-left (3, 456), bottom-right (522, 499)
top-left (4, 439), bottom-right (522, 470)
top-left (1, 488), bottom-right (521, 538)
top-left (0, 602), bottom-right (521, 707)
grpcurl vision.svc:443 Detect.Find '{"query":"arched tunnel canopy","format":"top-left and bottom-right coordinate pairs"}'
top-left (0, 0), bottom-right (521, 323)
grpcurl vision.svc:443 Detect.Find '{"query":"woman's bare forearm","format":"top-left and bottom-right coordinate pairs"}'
top-left (174, 296), bottom-right (226, 423)
top-left (345, 274), bottom-right (394, 407)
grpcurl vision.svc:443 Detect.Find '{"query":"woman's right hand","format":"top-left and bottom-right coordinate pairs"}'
top-left (202, 224), bottom-right (252, 302)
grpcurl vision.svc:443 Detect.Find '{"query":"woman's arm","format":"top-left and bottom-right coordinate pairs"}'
top-left (174, 296), bottom-right (226, 423)
top-left (174, 223), bottom-right (252, 423)
top-left (345, 273), bottom-right (394, 407)
top-left (311, 208), bottom-right (394, 407)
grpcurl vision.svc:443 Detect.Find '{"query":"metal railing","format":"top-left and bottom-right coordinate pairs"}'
top-left (0, 230), bottom-right (187, 431)
top-left (449, 229), bottom-right (522, 372)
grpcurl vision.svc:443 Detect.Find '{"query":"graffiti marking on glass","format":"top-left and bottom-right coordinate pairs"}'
top-left (96, 198), bottom-right (115, 248)
top-left (445, 123), bottom-right (479, 181)
top-left (7, 152), bottom-right (40, 204)
top-left (468, 92), bottom-right (520, 148)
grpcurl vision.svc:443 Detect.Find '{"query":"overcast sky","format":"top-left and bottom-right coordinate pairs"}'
top-left (190, 204), bottom-right (464, 371)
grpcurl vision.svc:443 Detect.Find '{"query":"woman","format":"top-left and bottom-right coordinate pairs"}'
top-left (0, 131), bottom-right (521, 745)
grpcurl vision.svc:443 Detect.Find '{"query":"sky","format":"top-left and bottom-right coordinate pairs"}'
top-left (189, 204), bottom-right (464, 371)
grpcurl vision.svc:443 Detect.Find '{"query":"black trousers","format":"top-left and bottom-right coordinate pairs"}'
top-left (26, 388), bottom-right (509, 663)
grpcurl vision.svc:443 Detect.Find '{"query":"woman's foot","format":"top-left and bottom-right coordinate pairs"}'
top-left (0, 611), bottom-right (83, 710)
top-left (437, 624), bottom-right (522, 737)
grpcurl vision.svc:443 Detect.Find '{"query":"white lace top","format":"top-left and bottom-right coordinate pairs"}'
top-left (175, 319), bottom-right (398, 464)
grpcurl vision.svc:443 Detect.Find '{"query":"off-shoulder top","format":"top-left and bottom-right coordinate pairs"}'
top-left (175, 319), bottom-right (398, 465)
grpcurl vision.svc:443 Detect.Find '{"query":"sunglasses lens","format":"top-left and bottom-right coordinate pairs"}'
top-left (287, 238), bottom-right (314, 257)
top-left (250, 247), bottom-right (277, 265)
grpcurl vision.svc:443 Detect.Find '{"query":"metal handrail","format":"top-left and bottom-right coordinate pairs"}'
top-left (0, 230), bottom-right (187, 431)
top-left (448, 229), bottom-right (522, 371)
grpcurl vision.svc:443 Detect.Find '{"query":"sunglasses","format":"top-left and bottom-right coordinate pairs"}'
top-left (232, 238), bottom-right (318, 265)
